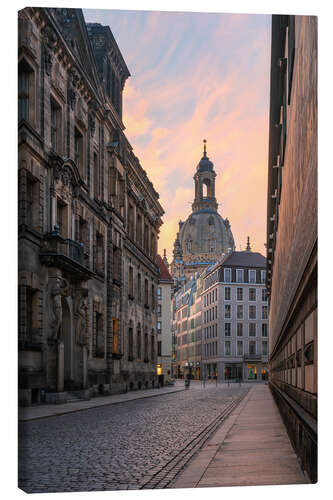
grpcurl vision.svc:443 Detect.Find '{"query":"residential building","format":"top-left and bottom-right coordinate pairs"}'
top-left (172, 243), bottom-right (268, 382)
top-left (266, 15), bottom-right (317, 482)
top-left (202, 244), bottom-right (269, 381)
top-left (18, 7), bottom-right (163, 405)
top-left (156, 254), bottom-right (173, 386)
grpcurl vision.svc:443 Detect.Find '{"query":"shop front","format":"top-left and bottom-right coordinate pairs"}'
top-left (224, 364), bottom-right (243, 380)
top-left (247, 364), bottom-right (258, 380)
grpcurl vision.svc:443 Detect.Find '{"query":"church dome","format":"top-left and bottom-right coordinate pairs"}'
top-left (179, 210), bottom-right (234, 257)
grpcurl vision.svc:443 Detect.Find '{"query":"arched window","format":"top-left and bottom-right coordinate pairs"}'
top-left (186, 239), bottom-right (192, 252)
top-left (202, 178), bottom-right (212, 198)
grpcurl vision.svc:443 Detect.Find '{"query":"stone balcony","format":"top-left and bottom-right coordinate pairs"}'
top-left (40, 230), bottom-right (94, 280)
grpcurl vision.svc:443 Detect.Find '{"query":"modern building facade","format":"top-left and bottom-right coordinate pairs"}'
top-left (156, 254), bottom-right (173, 386)
top-left (266, 15), bottom-right (317, 482)
top-left (18, 7), bottom-right (163, 406)
top-left (170, 141), bottom-right (235, 289)
top-left (173, 246), bottom-right (269, 382)
top-left (202, 247), bottom-right (268, 381)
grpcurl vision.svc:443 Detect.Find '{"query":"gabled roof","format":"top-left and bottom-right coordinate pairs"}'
top-left (221, 251), bottom-right (266, 268)
top-left (157, 255), bottom-right (173, 283)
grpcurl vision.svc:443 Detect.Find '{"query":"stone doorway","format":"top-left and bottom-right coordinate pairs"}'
top-left (60, 296), bottom-right (73, 390)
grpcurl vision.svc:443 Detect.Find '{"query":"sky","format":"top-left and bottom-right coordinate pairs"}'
top-left (83, 8), bottom-right (271, 261)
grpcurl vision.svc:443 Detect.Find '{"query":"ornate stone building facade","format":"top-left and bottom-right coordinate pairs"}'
top-left (18, 7), bottom-right (163, 405)
top-left (267, 15), bottom-right (317, 482)
top-left (170, 141), bottom-right (235, 288)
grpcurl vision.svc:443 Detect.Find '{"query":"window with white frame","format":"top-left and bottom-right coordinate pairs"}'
top-left (237, 304), bottom-right (243, 319)
top-left (262, 341), bottom-right (268, 355)
top-left (261, 270), bottom-right (266, 283)
top-left (262, 323), bottom-right (268, 337)
top-left (224, 323), bottom-right (231, 336)
top-left (236, 269), bottom-right (244, 283)
top-left (249, 323), bottom-right (256, 336)
top-left (249, 305), bottom-right (256, 319)
top-left (237, 340), bottom-right (243, 355)
top-left (249, 269), bottom-right (256, 283)
top-left (224, 287), bottom-right (231, 300)
top-left (262, 305), bottom-right (268, 320)
top-left (237, 323), bottom-right (243, 337)
top-left (249, 288), bottom-right (256, 301)
top-left (237, 287), bottom-right (243, 301)
top-left (157, 287), bottom-right (162, 299)
top-left (225, 340), bottom-right (231, 356)
top-left (224, 268), bottom-right (231, 283)
top-left (224, 304), bottom-right (231, 319)
top-left (262, 288), bottom-right (268, 302)
top-left (249, 340), bottom-right (256, 355)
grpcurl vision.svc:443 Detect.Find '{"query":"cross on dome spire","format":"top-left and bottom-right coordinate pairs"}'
top-left (203, 139), bottom-right (207, 157)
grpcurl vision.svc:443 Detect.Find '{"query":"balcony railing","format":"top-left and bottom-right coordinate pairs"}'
top-left (243, 354), bottom-right (262, 362)
top-left (40, 230), bottom-right (93, 279)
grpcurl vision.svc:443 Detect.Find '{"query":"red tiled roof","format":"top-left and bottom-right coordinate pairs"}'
top-left (157, 255), bottom-right (173, 282)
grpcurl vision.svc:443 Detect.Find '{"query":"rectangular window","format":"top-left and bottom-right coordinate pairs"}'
top-left (249, 323), bottom-right (256, 337)
top-left (262, 288), bottom-right (268, 302)
top-left (224, 268), bottom-right (231, 283)
top-left (249, 340), bottom-right (256, 355)
top-left (51, 98), bottom-right (61, 153)
top-left (144, 279), bottom-right (149, 306)
top-left (157, 321), bottom-right (161, 334)
top-left (225, 304), bottom-right (231, 319)
top-left (249, 288), bottom-right (256, 301)
top-left (262, 341), bottom-right (268, 355)
top-left (249, 269), bottom-right (256, 283)
top-left (151, 284), bottom-right (155, 310)
top-left (157, 304), bottom-right (162, 316)
top-left (262, 323), bottom-right (268, 337)
top-left (136, 213), bottom-right (142, 246)
top-left (261, 270), bottom-right (266, 284)
top-left (157, 287), bottom-right (162, 299)
top-left (237, 287), bottom-right (243, 301)
top-left (94, 152), bottom-right (99, 199)
top-left (237, 340), bottom-right (243, 356)
top-left (262, 305), bottom-right (268, 320)
top-left (236, 269), bottom-right (244, 283)
top-left (225, 340), bottom-right (231, 356)
top-left (18, 61), bottom-right (32, 122)
top-left (128, 266), bottom-right (134, 298)
top-left (249, 305), bottom-right (256, 320)
top-left (56, 199), bottom-right (67, 237)
top-left (224, 287), bottom-right (231, 300)
top-left (137, 273), bottom-right (141, 303)
top-left (237, 323), bottom-right (243, 337)
top-left (112, 318), bottom-right (119, 353)
top-left (224, 323), bottom-right (231, 337)
top-left (75, 127), bottom-right (84, 175)
top-left (158, 340), bottom-right (162, 357)
top-left (237, 304), bottom-right (243, 319)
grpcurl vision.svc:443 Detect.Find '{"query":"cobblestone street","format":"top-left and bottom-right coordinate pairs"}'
top-left (18, 383), bottom-right (249, 493)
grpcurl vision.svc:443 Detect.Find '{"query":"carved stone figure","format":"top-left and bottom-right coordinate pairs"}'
top-left (75, 290), bottom-right (88, 346)
top-left (49, 278), bottom-right (70, 339)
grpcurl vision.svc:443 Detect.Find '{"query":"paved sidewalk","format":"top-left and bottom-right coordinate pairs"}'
top-left (172, 384), bottom-right (308, 488)
top-left (19, 384), bottom-right (185, 422)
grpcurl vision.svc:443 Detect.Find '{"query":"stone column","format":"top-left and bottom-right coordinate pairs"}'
top-left (51, 188), bottom-right (56, 230)
top-left (82, 346), bottom-right (88, 389)
top-left (57, 341), bottom-right (64, 392)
